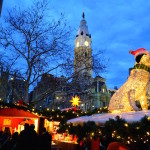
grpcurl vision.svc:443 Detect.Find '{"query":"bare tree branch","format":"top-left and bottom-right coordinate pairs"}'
top-left (0, 0), bottom-right (72, 102)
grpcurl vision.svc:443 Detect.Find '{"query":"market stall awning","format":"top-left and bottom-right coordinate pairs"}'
top-left (0, 108), bottom-right (39, 118)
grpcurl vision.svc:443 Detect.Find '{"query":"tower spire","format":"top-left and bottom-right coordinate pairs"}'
top-left (82, 12), bottom-right (85, 19)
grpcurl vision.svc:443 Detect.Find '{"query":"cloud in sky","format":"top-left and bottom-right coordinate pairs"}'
top-left (2, 0), bottom-right (150, 89)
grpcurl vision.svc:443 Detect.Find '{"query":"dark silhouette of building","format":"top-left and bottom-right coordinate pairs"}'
top-left (0, 67), bottom-right (9, 102)
top-left (31, 74), bottom-right (70, 109)
top-left (8, 78), bottom-right (26, 103)
top-left (0, 0), bottom-right (3, 17)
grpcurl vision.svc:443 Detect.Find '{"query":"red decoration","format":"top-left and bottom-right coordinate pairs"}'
top-left (80, 140), bottom-right (83, 147)
top-left (107, 142), bottom-right (130, 150)
top-left (129, 48), bottom-right (148, 57)
top-left (17, 99), bottom-right (24, 106)
top-left (73, 107), bottom-right (77, 111)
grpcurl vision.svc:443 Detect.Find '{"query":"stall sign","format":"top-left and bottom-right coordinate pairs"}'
top-left (3, 119), bottom-right (11, 125)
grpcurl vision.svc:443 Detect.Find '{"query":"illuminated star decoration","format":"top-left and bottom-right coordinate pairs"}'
top-left (70, 95), bottom-right (81, 107)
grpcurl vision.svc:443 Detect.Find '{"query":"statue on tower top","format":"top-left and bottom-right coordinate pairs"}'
top-left (82, 12), bottom-right (85, 19)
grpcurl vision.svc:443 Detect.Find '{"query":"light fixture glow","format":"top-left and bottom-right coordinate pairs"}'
top-left (109, 49), bottom-right (150, 112)
top-left (70, 95), bottom-right (81, 107)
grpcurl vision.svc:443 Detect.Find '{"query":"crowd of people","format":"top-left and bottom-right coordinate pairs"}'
top-left (0, 124), bottom-right (52, 150)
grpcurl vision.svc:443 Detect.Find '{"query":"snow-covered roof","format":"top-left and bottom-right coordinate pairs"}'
top-left (67, 110), bottom-right (150, 125)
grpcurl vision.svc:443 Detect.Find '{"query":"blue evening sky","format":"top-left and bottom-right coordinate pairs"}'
top-left (1, 0), bottom-right (150, 89)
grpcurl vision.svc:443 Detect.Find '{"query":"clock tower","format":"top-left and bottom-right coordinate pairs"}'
top-left (74, 12), bottom-right (92, 88)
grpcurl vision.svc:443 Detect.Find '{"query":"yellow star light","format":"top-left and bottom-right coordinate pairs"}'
top-left (70, 95), bottom-right (81, 107)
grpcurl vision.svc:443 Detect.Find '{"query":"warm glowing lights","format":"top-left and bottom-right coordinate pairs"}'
top-left (112, 133), bottom-right (115, 138)
top-left (70, 95), bottom-right (81, 107)
top-left (84, 41), bottom-right (89, 46)
top-left (112, 110), bottom-right (121, 114)
top-left (112, 130), bottom-right (116, 138)
top-left (148, 117), bottom-right (150, 121)
top-left (117, 136), bottom-right (121, 139)
top-left (34, 119), bottom-right (38, 132)
top-left (102, 88), bottom-right (105, 93)
top-left (109, 49), bottom-right (150, 112)
top-left (124, 123), bottom-right (128, 127)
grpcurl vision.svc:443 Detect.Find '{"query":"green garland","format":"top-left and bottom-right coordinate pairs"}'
top-left (58, 115), bottom-right (150, 149)
top-left (0, 101), bottom-right (33, 111)
top-left (1, 101), bottom-right (150, 148)
top-left (0, 101), bottom-right (108, 122)
top-left (133, 64), bottom-right (150, 73)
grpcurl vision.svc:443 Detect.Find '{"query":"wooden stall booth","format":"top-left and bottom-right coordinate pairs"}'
top-left (0, 108), bottom-right (40, 134)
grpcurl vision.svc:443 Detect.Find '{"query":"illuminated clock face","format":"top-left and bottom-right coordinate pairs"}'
top-left (84, 41), bottom-right (89, 46)
top-left (77, 42), bottom-right (79, 47)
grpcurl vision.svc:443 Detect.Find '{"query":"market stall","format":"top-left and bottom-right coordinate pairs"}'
top-left (0, 108), bottom-right (40, 134)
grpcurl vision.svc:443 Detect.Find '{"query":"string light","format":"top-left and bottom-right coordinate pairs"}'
top-left (91, 132), bottom-right (94, 136)
top-left (117, 136), bottom-right (121, 139)
top-left (112, 133), bottom-right (115, 138)
top-left (109, 51), bottom-right (150, 112)
top-left (146, 132), bottom-right (150, 136)
top-left (148, 117), bottom-right (150, 121)
top-left (124, 123), bottom-right (128, 127)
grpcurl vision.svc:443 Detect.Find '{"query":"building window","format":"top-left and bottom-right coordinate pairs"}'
top-left (102, 88), bottom-right (105, 93)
